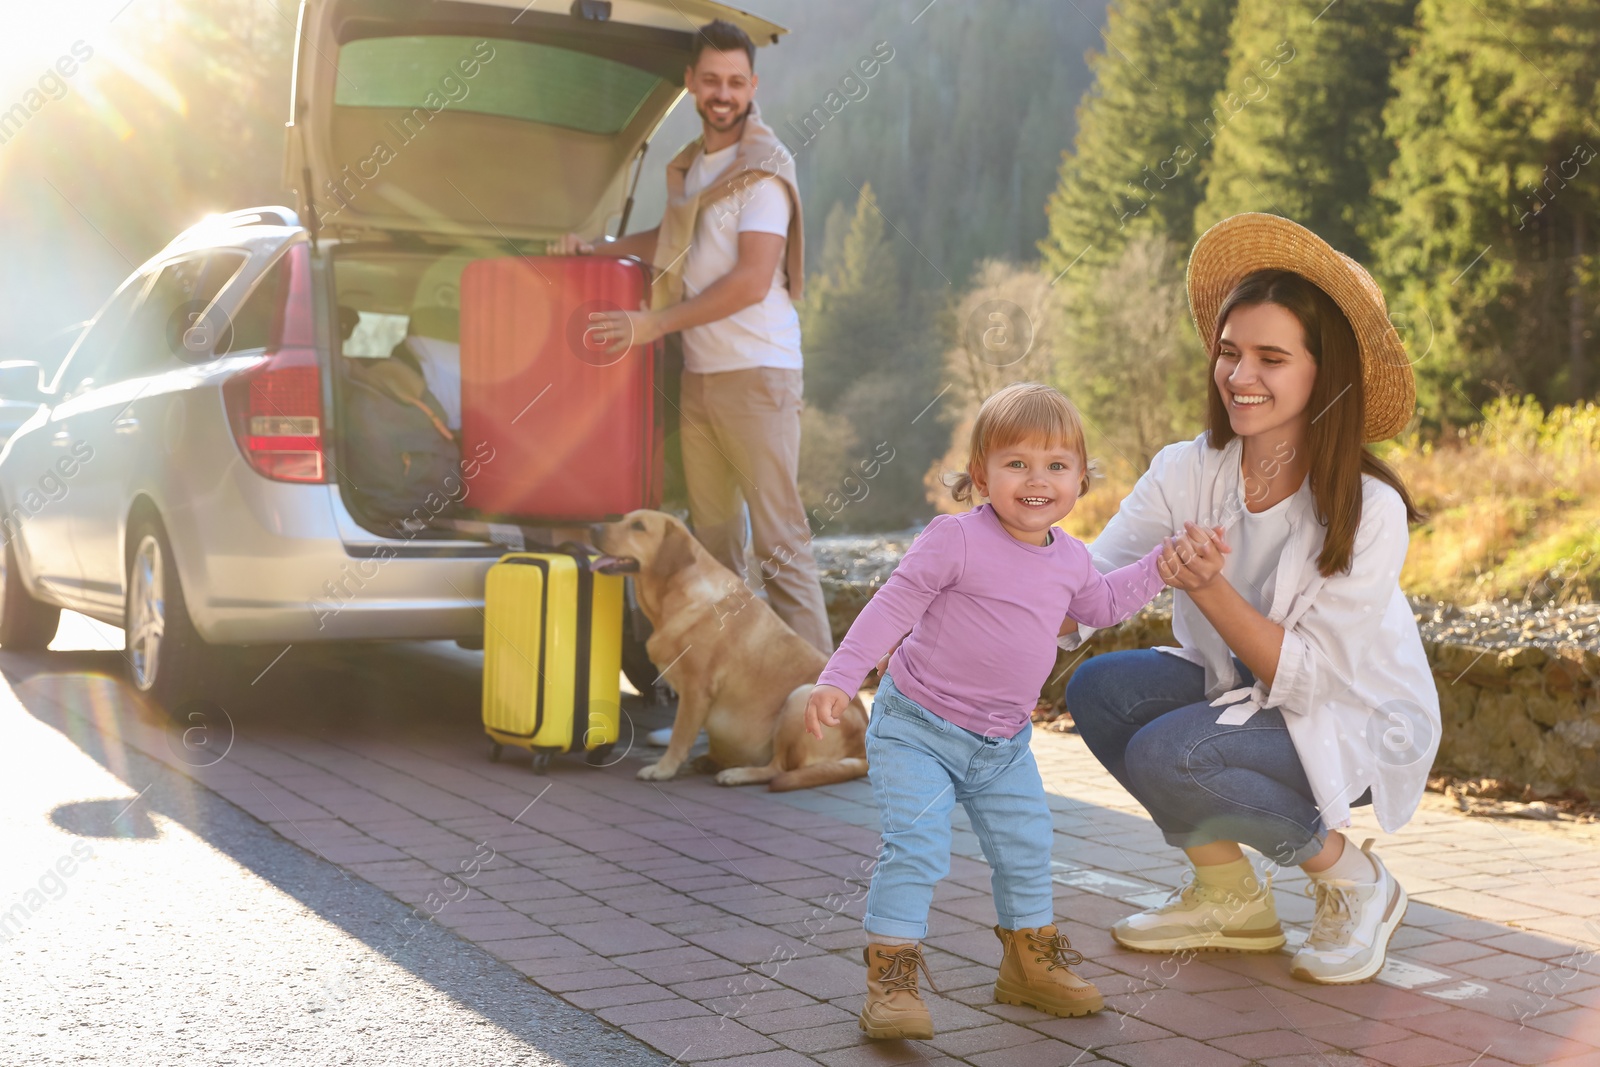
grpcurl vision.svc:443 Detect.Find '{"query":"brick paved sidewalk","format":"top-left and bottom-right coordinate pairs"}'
top-left (18, 658), bottom-right (1600, 1067)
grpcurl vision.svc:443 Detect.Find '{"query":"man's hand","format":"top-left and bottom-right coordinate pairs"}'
top-left (554, 233), bottom-right (595, 255)
top-left (805, 683), bottom-right (852, 740)
top-left (1160, 522), bottom-right (1231, 591)
top-left (589, 308), bottom-right (666, 354)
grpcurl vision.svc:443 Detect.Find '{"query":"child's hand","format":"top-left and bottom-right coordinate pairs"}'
top-left (806, 683), bottom-right (852, 739)
top-left (1160, 523), bottom-right (1230, 591)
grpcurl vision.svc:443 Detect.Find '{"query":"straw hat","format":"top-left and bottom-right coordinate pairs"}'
top-left (1187, 213), bottom-right (1415, 443)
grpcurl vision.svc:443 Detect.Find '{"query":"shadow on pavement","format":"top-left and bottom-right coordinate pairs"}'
top-left (2, 642), bottom-right (678, 1067)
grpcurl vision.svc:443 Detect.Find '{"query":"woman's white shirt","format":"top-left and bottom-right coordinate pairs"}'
top-left (1061, 431), bottom-right (1441, 832)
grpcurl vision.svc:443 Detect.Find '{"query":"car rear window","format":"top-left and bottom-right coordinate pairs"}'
top-left (335, 35), bottom-right (663, 135)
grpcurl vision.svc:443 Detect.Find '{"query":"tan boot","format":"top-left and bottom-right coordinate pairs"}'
top-left (859, 943), bottom-right (936, 1040)
top-left (993, 924), bottom-right (1104, 1017)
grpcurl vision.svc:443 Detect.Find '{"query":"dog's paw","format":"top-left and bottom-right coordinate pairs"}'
top-left (714, 767), bottom-right (770, 787)
top-left (636, 761), bottom-right (677, 781)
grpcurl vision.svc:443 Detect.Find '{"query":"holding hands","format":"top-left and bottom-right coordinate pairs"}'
top-left (1159, 521), bottom-right (1231, 591)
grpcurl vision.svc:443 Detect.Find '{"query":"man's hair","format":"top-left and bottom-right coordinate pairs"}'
top-left (690, 19), bottom-right (756, 70)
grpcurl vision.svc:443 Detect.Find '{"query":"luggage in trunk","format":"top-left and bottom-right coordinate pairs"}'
top-left (459, 255), bottom-right (663, 523)
top-left (481, 545), bottom-right (636, 774)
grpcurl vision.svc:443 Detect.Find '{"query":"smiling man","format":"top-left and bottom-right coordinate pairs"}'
top-left (561, 19), bottom-right (831, 660)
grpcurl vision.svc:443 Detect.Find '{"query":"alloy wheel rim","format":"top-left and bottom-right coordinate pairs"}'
top-left (129, 536), bottom-right (165, 690)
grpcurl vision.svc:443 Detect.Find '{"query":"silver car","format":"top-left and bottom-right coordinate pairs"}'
top-left (0, 0), bottom-right (783, 710)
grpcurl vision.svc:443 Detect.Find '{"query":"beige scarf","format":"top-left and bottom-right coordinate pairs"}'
top-left (652, 102), bottom-right (804, 311)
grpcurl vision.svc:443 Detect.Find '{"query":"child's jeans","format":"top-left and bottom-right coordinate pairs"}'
top-left (862, 672), bottom-right (1055, 941)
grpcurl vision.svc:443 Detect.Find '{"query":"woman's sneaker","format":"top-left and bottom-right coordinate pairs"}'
top-left (1113, 866), bottom-right (1286, 953)
top-left (1291, 841), bottom-right (1407, 985)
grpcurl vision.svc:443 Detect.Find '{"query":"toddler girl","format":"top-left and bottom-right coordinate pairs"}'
top-left (806, 382), bottom-right (1204, 1039)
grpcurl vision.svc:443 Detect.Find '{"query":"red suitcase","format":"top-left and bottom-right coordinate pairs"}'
top-left (459, 256), bottom-right (664, 522)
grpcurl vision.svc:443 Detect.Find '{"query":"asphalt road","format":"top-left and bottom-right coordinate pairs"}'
top-left (0, 613), bottom-right (675, 1067)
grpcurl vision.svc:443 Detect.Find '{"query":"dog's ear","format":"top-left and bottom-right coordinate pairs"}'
top-left (651, 519), bottom-right (698, 582)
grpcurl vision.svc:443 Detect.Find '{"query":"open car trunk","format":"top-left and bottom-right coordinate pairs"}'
top-left (286, 0), bottom-right (786, 242)
top-left (330, 242), bottom-right (482, 540)
top-left (297, 0), bottom-right (782, 540)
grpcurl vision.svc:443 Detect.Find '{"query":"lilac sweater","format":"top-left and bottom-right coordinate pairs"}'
top-left (817, 504), bottom-right (1166, 737)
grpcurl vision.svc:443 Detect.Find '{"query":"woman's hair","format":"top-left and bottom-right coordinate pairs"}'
top-left (1205, 269), bottom-right (1425, 577)
top-left (950, 382), bottom-right (1092, 504)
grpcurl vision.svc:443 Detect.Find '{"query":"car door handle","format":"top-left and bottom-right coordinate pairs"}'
top-left (113, 416), bottom-right (139, 433)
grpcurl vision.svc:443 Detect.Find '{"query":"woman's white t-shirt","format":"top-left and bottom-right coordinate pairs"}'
top-left (679, 143), bottom-right (804, 375)
top-left (1225, 479), bottom-right (1303, 614)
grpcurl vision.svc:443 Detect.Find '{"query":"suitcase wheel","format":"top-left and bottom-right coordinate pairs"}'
top-left (489, 741), bottom-right (504, 763)
top-left (530, 749), bottom-right (554, 775)
top-left (585, 743), bottom-right (614, 768)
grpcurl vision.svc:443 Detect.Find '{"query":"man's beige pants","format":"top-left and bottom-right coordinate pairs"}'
top-left (678, 366), bottom-right (834, 655)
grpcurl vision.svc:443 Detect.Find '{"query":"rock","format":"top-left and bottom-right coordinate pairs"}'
top-left (1498, 645), bottom-right (1548, 670)
top-left (1555, 719), bottom-right (1600, 748)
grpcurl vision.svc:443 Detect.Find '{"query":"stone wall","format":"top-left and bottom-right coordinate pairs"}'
top-left (823, 583), bottom-right (1600, 799)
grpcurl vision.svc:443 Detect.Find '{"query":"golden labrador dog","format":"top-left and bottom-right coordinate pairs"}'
top-left (590, 510), bottom-right (868, 790)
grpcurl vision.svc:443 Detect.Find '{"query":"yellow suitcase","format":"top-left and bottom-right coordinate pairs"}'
top-left (482, 545), bottom-right (632, 773)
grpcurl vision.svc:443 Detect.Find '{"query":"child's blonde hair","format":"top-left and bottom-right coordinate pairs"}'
top-left (950, 382), bottom-right (1092, 504)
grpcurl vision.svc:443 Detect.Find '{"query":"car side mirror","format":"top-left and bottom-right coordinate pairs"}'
top-left (0, 361), bottom-right (44, 403)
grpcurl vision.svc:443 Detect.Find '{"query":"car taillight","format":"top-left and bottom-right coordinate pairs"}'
top-left (224, 348), bottom-right (324, 481)
top-left (222, 242), bottom-right (326, 483)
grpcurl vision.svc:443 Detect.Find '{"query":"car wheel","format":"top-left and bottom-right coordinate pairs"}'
top-left (125, 518), bottom-right (212, 713)
top-left (0, 535), bottom-right (61, 650)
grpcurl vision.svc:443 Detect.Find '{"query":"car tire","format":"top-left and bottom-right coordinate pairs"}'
top-left (0, 536), bottom-right (61, 650)
top-left (125, 517), bottom-right (214, 714)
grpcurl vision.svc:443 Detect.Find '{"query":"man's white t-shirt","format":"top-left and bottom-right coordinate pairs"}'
top-left (678, 143), bottom-right (803, 375)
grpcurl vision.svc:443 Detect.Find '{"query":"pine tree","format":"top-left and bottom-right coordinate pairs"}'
top-left (1195, 0), bottom-right (1418, 260)
top-left (1375, 0), bottom-right (1600, 420)
top-left (799, 183), bottom-right (945, 529)
top-left (1038, 0), bottom-right (1238, 281)
top-left (1058, 234), bottom-right (1205, 474)
top-left (800, 183), bottom-right (904, 413)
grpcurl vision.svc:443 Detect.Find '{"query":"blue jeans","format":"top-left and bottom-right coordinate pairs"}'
top-left (862, 673), bottom-right (1055, 940)
top-left (1067, 649), bottom-right (1335, 867)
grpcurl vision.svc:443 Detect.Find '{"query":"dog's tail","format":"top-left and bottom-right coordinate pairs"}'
top-left (769, 757), bottom-right (868, 793)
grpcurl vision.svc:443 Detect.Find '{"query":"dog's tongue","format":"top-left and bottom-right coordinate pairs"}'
top-left (592, 554), bottom-right (640, 573)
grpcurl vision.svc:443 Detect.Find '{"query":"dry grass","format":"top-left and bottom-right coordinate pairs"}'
top-left (1388, 397), bottom-right (1600, 602)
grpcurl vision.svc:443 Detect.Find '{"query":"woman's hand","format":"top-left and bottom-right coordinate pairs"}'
top-left (1160, 522), bottom-right (1230, 591)
top-left (554, 233), bottom-right (595, 255)
top-left (805, 683), bottom-right (852, 739)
